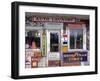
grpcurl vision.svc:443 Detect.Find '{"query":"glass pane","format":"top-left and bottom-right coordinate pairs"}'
top-left (70, 29), bottom-right (83, 49)
top-left (70, 30), bottom-right (75, 49)
top-left (25, 30), bottom-right (41, 49)
top-left (76, 29), bottom-right (83, 49)
top-left (50, 32), bottom-right (59, 52)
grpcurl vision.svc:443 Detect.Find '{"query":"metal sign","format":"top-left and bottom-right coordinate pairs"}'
top-left (63, 52), bottom-right (88, 62)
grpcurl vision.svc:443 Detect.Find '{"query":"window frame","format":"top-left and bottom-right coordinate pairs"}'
top-left (25, 28), bottom-right (42, 50)
top-left (47, 30), bottom-right (61, 53)
top-left (68, 24), bottom-right (87, 51)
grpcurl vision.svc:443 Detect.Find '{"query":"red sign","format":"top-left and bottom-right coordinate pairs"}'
top-left (68, 24), bottom-right (82, 28)
top-left (48, 60), bottom-right (60, 66)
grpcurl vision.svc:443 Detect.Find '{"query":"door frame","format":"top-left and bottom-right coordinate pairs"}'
top-left (46, 29), bottom-right (61, 66)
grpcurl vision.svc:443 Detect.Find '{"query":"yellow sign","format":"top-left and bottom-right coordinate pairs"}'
top-left (62, 46), bottom-right (68, 52)
top-left (42, 30), bottom-right (47, 56)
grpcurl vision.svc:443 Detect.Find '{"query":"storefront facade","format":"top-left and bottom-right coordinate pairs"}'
top-left (25, 13), bottom-right (89, 68)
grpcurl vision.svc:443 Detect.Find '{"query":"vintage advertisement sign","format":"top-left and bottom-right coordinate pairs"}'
top-left (63, 52), bottom-right (88, 62)
top-left (42, 30), bottom-right (47, 56)
top-left (32, 16), bottom-right (76, 22)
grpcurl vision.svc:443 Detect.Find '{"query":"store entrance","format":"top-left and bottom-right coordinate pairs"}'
top-left (47, 30), bottom-right (61, 66)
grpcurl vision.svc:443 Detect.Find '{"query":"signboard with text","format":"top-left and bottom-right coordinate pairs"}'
top-left (63, 51), bottom-right (88, 62)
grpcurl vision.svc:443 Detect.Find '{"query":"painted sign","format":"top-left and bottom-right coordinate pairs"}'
top-left (31, 57), bottom-right (38, 68)
top-left (48, 52), bottom-right (61, 60)
top-left (63, 62), bottom-right (81, 66)
top-left (48, 60), bottom-right (60, 66)
top-left (42, 30), bottom-right (47, 56)
top-left (68, 24), bottom-right (82, 29)
top-left (32, 16), bottom-right (75, 22)
top-left (63, 51), bottom-right (88, 62)
top-left (45, 22), bottom-right (63, 29)
top-left (62, 46), bottom-right (68, 52)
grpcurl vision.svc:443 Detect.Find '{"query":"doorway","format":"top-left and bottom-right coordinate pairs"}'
top-left (47, 30), bottom-right (61, 66)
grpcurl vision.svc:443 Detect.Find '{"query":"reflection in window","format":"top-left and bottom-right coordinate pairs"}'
top-left (50, 33), bottom-right (59, 52)
top-left (25, 30), bottom-right (41, 49)
top-left (70, 29), bottom-right (83, 49)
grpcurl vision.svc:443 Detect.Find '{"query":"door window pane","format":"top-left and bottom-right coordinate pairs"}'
top-left (50, 32), bottom-right (59, 52)
top-left (70, 30), bottom-right (75, 49)
top-left (76, 30), bottom-right (83, 49)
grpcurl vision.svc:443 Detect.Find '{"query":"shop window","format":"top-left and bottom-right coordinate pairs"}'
top-left (50, 32), bottom-right (59, 52)
top-left (25, 30), bottom-right (41, 49)
top-left (70, 29), bottom-right (83, 49)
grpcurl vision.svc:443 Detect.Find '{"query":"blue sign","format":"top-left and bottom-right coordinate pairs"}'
top-left (63, 51), bottom-right (88, 62)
